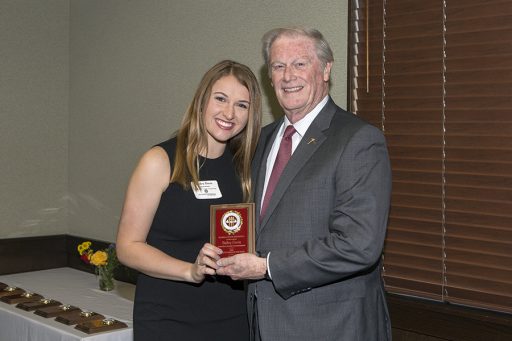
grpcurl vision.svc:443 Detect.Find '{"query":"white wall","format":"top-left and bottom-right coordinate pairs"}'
top-left (1, 0), bottom-right (348, 241)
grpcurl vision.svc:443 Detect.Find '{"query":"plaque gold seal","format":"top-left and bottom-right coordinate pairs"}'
top-left (221, 210), bottom-right (243, 235)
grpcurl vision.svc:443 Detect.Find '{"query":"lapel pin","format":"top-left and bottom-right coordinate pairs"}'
top-left (307, 137), bottom-right (316, 145)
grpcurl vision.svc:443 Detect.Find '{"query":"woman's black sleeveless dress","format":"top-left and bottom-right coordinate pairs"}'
top-left (133, 138), bottom-right (249, 340)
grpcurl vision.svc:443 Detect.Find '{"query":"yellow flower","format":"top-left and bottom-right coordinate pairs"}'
top-left (77, 241), bottom-right (92, 255)
top-left (89, 251), bottom-right (108, 266)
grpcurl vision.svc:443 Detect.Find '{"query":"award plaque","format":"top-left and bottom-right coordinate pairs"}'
top-left (0, 292), bottom-right (43, 304)
top-left (34, 304), bottom-right (80, 318)
top-left (56, 310), bottom-right (104, 325)
top-left (210, 203), bottom-right (255, 257)
top-left (0, 286), bottom-right (24, 298)
top-left (75, 318), bottom-right (128, 334)
top-left (16, 298), bottom-right (61, 311)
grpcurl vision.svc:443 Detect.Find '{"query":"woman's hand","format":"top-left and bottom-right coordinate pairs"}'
top-left (190, 243), bottom-right (223, 283)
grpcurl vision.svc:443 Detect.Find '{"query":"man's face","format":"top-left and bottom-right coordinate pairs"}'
top-left (269, 35), bottom-right (332, 123)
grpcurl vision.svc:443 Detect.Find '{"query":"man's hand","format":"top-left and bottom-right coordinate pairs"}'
top-left (216, 253), bottom-right (267, 280)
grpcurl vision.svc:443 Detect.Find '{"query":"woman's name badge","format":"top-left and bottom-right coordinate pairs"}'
top-left (192, 180), bottom-right (222, 199)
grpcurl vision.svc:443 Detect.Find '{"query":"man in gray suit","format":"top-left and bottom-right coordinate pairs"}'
top-left (217, 27), bottom-right (392, 340)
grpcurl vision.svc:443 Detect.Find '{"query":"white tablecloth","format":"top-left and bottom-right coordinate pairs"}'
top-left (0, 267), bottom-right (134, 341)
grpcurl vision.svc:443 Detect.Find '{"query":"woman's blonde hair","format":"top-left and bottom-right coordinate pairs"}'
top-left (170, 60), bottom-right (262, 201)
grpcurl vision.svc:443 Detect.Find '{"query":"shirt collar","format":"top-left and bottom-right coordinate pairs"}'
top-left (282, 95), bottom-right (329, 138)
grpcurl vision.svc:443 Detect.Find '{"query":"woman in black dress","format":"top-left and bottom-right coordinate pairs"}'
top-left (116, 60), bottom-right (261, 340)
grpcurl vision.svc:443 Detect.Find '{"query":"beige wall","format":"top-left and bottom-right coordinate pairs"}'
top-left (1, 0), bottom-right (69, 238)
top-left (2, 0), bottom-right (348, 242)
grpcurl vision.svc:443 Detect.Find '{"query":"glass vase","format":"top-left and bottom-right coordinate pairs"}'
top-left (98, 266), bottom-right (115, 291)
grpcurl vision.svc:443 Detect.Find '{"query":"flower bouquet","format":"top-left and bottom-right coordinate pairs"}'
top-left (77, 241), bottom-right (119, 291)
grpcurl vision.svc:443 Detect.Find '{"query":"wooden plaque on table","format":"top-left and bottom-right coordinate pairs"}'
top-left (16, 299), bottom-right (61, 311)
top-left (55, 310), bottom-right (105, 325)
top-left (34, 304), bottom-right (80, 318)
top-left (1, 292), bottom-right (43, 304)
top-left (210, 203), bottom-right (255, 257)
top-left (0, 287), bottom-right (25, 298)
top-left (75, 318), bottom-right (128, 334)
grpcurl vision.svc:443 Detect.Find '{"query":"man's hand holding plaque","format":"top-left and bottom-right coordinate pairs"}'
top-left (210, 203), bottom-right (255, 258)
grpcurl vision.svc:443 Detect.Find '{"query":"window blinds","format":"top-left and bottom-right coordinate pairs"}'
top-left (349, 0), bottom-right (512, 313)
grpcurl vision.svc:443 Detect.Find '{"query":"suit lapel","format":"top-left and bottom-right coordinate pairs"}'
top-left (254, 120), bottom-right (282, 229)
top-left (258, 99), bottom-right (338, 234)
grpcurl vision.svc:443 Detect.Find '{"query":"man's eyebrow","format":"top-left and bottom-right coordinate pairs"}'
top-left (271, 57), bottom-right (311, 64)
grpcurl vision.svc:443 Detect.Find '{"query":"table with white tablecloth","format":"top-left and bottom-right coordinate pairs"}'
top-left (0, 267), bottom-right (134, 341)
